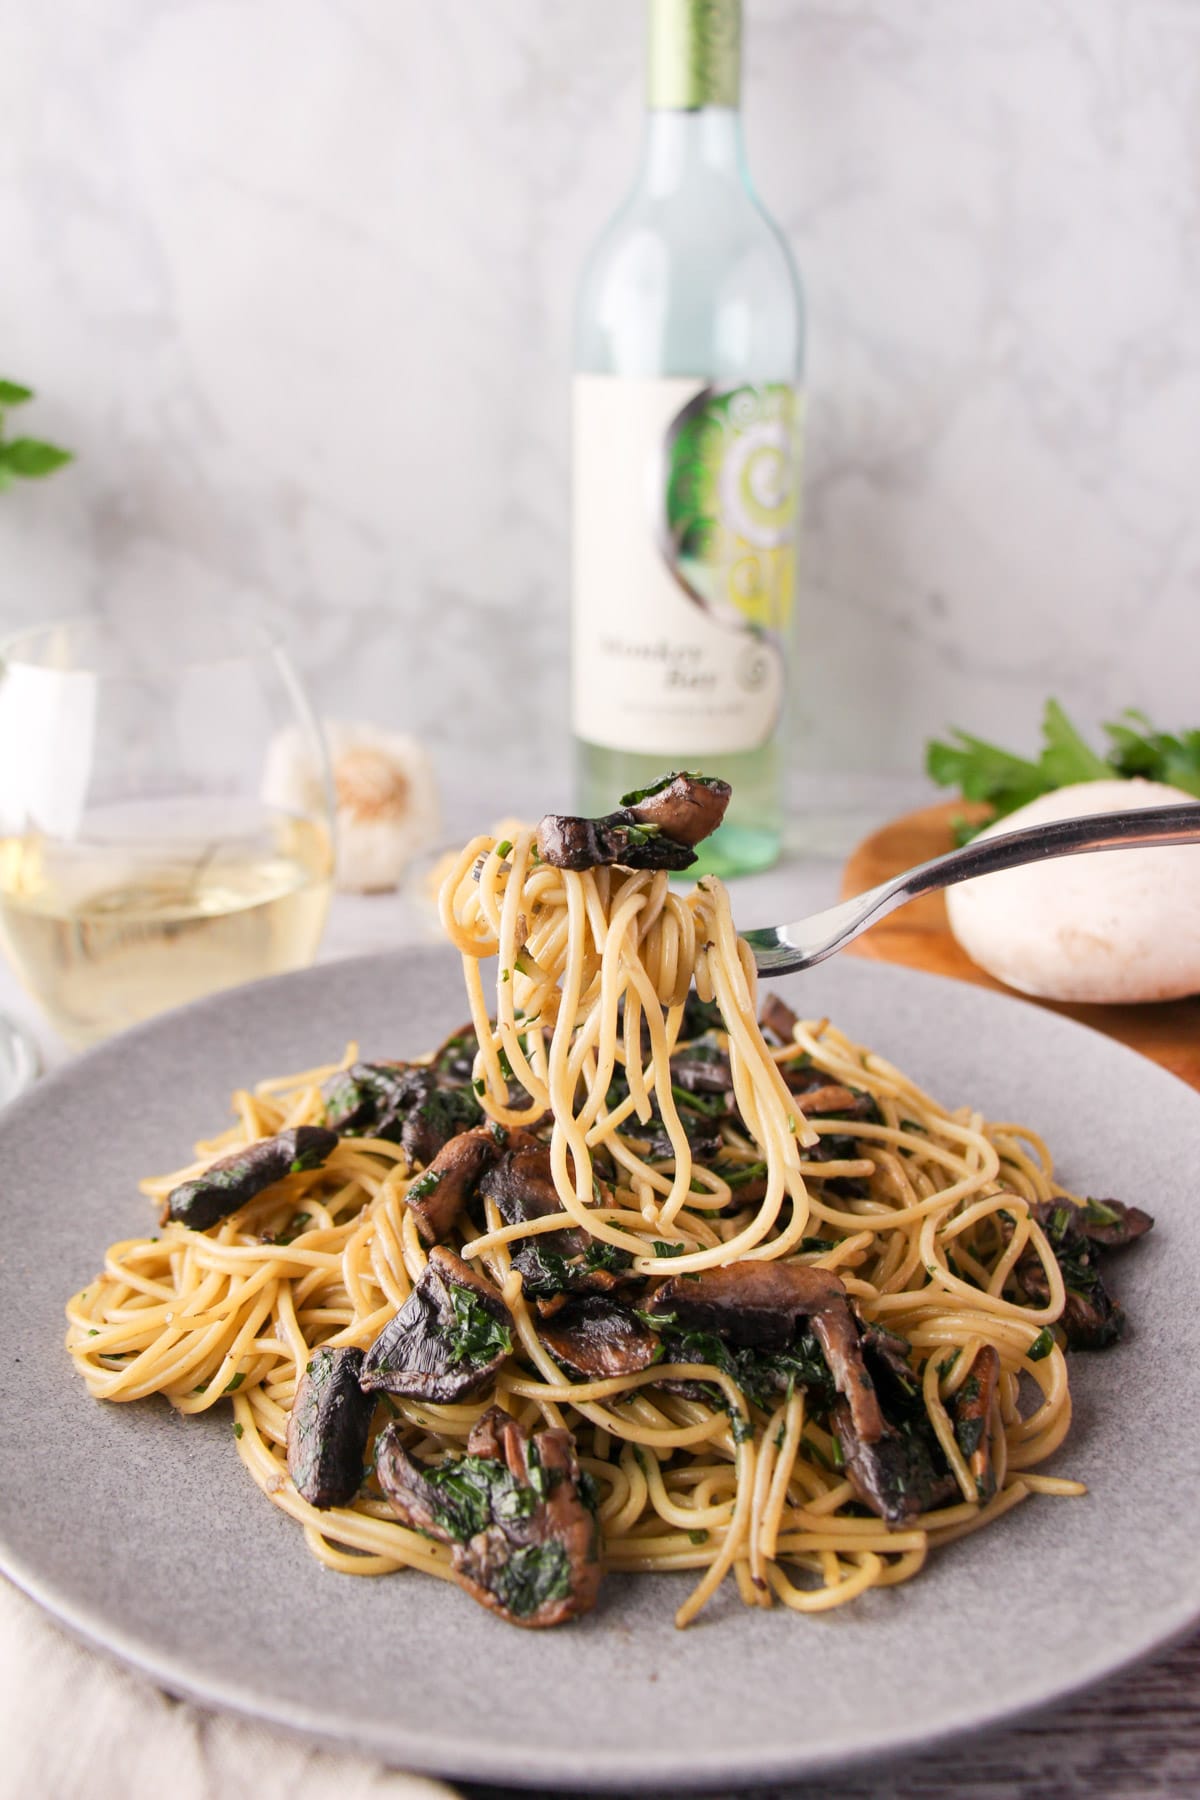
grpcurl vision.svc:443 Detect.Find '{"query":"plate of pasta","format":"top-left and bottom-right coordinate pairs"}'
top-left (2, 791), bottom-right (1200, 1789)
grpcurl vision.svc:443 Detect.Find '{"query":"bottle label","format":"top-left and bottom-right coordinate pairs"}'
top-left (648, 0), bottom-right (741, 111)
top-left (572, 373), bottom-right (801, 757)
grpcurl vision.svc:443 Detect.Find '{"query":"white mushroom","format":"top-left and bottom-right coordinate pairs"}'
top-left (945, 779), bottom-right (1200, 1004)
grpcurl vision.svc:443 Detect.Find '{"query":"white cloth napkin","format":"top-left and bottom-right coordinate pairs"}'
top-left (0, 1576), bottom-right (458, 1800)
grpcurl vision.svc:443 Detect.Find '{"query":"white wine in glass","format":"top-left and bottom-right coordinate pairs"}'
top-left (0, 615), bottom-right (334, 1048)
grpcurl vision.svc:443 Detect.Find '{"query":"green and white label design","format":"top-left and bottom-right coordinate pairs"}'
top-left (572, 373), bottom-right (800, 757)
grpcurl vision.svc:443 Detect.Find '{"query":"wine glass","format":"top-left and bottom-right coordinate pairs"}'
top-left (0, 611), bottom-right (334, 1049)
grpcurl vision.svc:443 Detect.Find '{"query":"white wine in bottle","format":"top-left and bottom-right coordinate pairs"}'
top-left (572, 0), bottom-right (804, 875)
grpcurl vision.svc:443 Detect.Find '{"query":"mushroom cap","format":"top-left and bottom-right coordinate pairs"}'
top-left (945, 779), bottom-right (1200, 1004)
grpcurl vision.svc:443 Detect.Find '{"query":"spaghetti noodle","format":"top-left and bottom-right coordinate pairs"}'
top-left (66, 810), bottom-right (1148, 1629)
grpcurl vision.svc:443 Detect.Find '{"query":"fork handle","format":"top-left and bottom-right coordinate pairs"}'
top-left (893, 801), bottom-right (1200, 904)
top-left (745, 801), bottom-right (1200, 976)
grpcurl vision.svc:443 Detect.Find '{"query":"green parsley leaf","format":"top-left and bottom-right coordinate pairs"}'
top-left (0, 438), bottom-right (73, 477)
top-left (444, 1285), bottom-right (513, 1367)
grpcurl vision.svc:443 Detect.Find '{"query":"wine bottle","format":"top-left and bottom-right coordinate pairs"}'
top-left (572, 0), bottom-right (805, 876)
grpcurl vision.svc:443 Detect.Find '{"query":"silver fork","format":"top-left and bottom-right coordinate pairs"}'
top-left (741, 802), bottom-right (1200, 977)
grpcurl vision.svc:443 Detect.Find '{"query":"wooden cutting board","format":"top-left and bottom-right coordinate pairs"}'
top-left (840, 799), bottom-right (1200, 1093)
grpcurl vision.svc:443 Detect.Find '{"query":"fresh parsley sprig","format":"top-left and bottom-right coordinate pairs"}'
top-left (926, 699), bottom-right (1200, 844)
top-left (0, 379), bottom-right (73, 492)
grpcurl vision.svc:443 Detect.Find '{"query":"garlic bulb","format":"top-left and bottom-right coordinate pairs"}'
top-left (264, 722), bottom-right (441, 893)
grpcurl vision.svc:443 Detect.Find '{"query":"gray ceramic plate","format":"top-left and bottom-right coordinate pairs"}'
top-left (1, 949), bottom-right (1197, 1791)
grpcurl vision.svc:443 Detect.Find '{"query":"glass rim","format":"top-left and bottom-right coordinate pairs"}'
top-left (0, 609), bottom-right (291, 678)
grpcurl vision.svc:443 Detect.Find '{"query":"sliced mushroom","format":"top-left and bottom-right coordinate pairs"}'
top-left (536, 773), bottom-right (731, 873)
top-left (537, 1296), bottom-right (660, 1381)
top-left (669, 1037), bottom-right (734, 1096)
top-left (376, 1408), bottom-right (602, 1628)
top-left (321, 1061), bottom-right (432, 1140)
top-left (430, 1022), bottom-right (481, 1085)
top-left (480, 1146), bottom-right (631, 1300)
top-left (164, 1125), bottom-right (339, 1231)
top-left (759, 994), bottom-right (799, 1045)
top-left (536, 813), bottom-right (697, 873)
top-left (861, 1323), bottom-right (920, 1398)
top-left (360, 1247), bottom-right (513, 1402)
top-left (832, 1401), bottom-right (945, 1527)
top-left (648, 1261), bottom-right (943, 1526)
top-left (286, 1344), bottom-right (374, 1509)
top-left (621, 772), bottom-right (732, 846)
top-left (646, 1261), bottom-right (846, 1352)
top-left (951, 1345), bottom-right (1001, 1502)
top-left (400, 1083), bottom-right (484, 1167)
top-left (1076, 1196), bottom-right (1154, 1251)
top-left (405, 1127), bottom-right (499, 1246)
top-left (1015, 1199), bottom-right (1136, 1349)
top-left (322, 1054), bottom-right (483, 1166)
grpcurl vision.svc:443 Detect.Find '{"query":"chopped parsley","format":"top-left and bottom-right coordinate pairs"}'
top-left (489, 1540), bottom-right (573, 1618)
top-left (444, 1285), bottom-right (513, 1367)
top-left (422, 1453), bottom-right (535, 1541)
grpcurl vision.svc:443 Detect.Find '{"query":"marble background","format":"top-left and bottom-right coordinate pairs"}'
top-left (2, 0), bottom-right (1198, 787)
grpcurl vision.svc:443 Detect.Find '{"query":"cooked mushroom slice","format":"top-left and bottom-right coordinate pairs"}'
top-left (641, 1104), bottom-right (725, 1167)
top-left (164, 1126), bottom-right (338, 1231)
top-left (861, 1323), bottom-right (920, 1398)
top-left (360, 1247), bottom-right (513, 1402)
top-left (1076, 1196), bottom-right (1154, 1251)
top-left (536, 812), bottom-right (697, 873)
top-left (812, 1305), bottom-right (947, 1525)
top-left (669, 1036), bottom-right (734, 1096)
top-left (375, 1408), bottom-right (602, 1628)
top-left (646, 1261), bottom-right (845, 1352)
top-left (537, 1296), bottom-right (660, 1381)
top-left (430, 1022), bottom-right (481, 1085)
top-left (832, 1401), bottom-right (943, 1527)
top-left (321, 1061), bottom-right (432, 1140)
top-left (759, 993), bottom-right (799, 1045)
top-left (536, 772), bottom-right (731, 873)
top-left (951, 1345), bottom-right (1001, 1503)
top-left (1017, 1199), bottom-right (1140, 1349)
top-left (400, 1082), bottom-right (483, 1167)
top-left (648, 1262), bottom-right (943, 1525)
top-left (286, 1344), bottom-right (374, 1509)
top-left (405, 1127), bottom-right (498, 1246)
top-left (480, 1145), bottom-right (631, 1300)
top-left (321, 1056), bottom-right (483, 1165)
top-left (807, 1300), bottom-right (885, 1440)
top-left (620, 772), bottom-right (732, 847)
